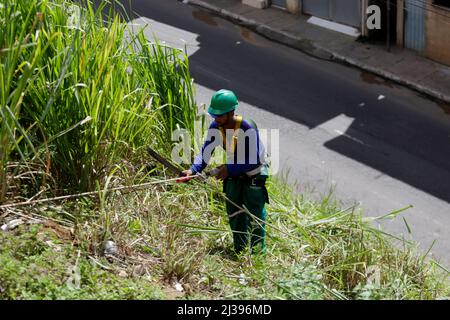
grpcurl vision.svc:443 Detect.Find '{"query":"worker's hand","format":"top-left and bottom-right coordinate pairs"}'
top-left (215, 165), bottom-right (229, 180)
top-left (177, 169), bottom-right (194, 183)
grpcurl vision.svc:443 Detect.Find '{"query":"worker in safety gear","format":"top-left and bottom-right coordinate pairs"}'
top-left (180, 89), bottom-right (269, 254)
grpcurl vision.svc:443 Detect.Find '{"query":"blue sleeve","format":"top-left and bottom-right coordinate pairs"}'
top-left (226, 120), bottom-right (262, 177)
top-left (190, 122), bottom-right (220, 174)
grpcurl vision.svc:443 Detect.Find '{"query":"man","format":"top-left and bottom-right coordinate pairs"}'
top-left (180, 89), bottom-right (269, 254)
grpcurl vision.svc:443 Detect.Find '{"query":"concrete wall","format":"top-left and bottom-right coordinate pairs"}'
top-left (286, 0), bottom-right (300, 13)
top-left (425, 0), bottom-right (450, 66)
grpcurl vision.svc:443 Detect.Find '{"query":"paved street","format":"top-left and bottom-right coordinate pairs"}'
top-left (118, 0), bottom-right (450, 267)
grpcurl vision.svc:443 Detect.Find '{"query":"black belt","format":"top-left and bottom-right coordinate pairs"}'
top-left (224, 175), bottom-right (269, 204)
top-left (226, 174), bottom-right (266, 186)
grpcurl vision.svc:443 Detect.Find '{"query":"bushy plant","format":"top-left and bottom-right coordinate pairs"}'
top-left (1, 0), bottom-right (197, 196)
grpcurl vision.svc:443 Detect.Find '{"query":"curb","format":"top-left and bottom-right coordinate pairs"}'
top-left (188, 0), bottom-right (450, 105)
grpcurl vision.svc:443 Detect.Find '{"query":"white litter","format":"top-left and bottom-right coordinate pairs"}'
top-left (1, 219), bottom-right (24, 231)
top-left (238, 273), bottom-right (248, 285)
top-left (66, 265), bottom-right (81, 290)
top-left (174, 282), bottom-right (184, 292)
top-left (378, 95), bottom-right (385, 100)
top-left (102, 240), bottom-right (118, 256)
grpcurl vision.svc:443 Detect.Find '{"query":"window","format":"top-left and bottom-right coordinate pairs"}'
top-left (433, 0), bottom-right (450, 9)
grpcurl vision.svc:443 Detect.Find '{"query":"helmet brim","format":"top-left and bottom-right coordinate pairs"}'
top-left (207, 104), bottom-right (237, 118)
top-left (208, 112), bottom-right (221, 119)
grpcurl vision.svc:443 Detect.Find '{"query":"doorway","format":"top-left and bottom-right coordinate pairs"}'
top-left (366, 0), bottom-right (397, 45)
top-left (271, 0), bottom-right (287, 9)
top-left (303, 0), bottom-right (362, 28)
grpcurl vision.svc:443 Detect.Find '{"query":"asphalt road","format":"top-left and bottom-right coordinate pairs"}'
top-left (115, 0), bottom-right (450, 267)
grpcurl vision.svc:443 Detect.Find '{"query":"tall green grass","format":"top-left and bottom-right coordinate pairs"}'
top-left (1, 0), bottom-right (197, 197)
top-left (0, 0), bottom-right (43, 202)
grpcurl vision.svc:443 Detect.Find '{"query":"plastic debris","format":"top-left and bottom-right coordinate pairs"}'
top-left (1, 219), bottom-right (24, 231)
top-left (238, 273), bottom-right (248, 285)
top-left (378, 95), bottom-right (385, 100)
top-left (102, 240), bottom-right (118, 256)
top-left (66, 265), bottom-right (81, 290)
top-left (174, 282), bottom-right (184, 292)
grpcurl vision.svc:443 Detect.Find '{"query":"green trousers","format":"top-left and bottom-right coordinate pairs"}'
top-left (223, 175), bottom-right (268, 254)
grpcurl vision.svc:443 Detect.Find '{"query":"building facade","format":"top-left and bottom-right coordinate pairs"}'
top-left (401, 0), bottom-right (450, 66)
top-left (244, 0), bottom-right (450, 66)
top-left (245, 0), bottom-right (368, 32)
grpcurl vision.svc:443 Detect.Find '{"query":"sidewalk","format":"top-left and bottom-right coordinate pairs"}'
top-left (188, 0), bottom-right (450, 105)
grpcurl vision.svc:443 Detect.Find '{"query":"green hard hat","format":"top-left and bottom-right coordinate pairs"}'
top-left (208, 89), bottom-right (238, 117)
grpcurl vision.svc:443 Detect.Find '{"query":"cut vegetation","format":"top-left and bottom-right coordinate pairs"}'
top-left (0, 0), bottom-right (449, 300)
